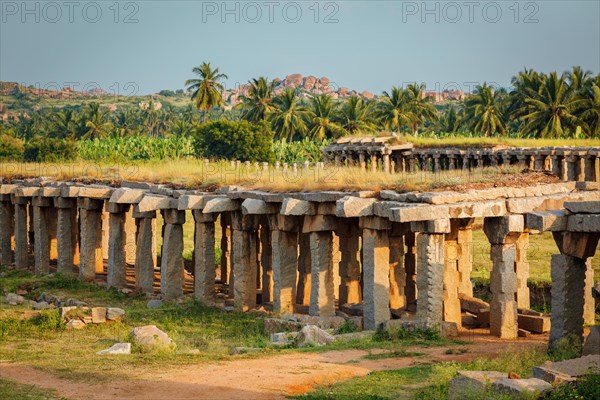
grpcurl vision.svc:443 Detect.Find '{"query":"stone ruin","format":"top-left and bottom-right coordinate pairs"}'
top-left (322, 137), bottom-right (600, 182)
top-left (0, 179), bottom-right (598, 349)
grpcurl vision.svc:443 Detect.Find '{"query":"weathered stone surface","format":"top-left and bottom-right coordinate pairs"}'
top-left (448, 370), bottom-right (507, 400)
top-left (193, 219), bottom-right (216, 305)
top-left (160, 223), bottom-right (184, 300)
top-left (79, 208), bottom-right (103, 281)
top-left (56, 206), bottom-right (78, 275)
top-left (411, 219), bottom-right (451, 233)
top-left (107, 211), bottom-right (126, 288)
top-left (77, 186), bottom-right (113, 199)
top-left (564, 200), bottom-right (600, 214)
top-left (263, 318), bottom-right (303, 335)
top-left (303, 214), bottom-right (339, 233)
top-left (109, 188), bottom-right (146, 204)
top-left (391, 200), bottom-right (506, 223)
top-left (362, 228), bottom-right (391, 330)
top-left (488, 243), bottom-right (518, 339)
top-left (567, 214), bottom-right (600, 232)
top-left (336, 196), bottom-right (376, 217)
top-left (0, 200), bottom-right (14, 266)
top-left (137, 195), bottom-right (178, 212)
top-left (416, 233), bottom-right (445, 328)
top-left (232, 229), bottom-right (258, 311)
top-left (13, 203), bottom-right (28, 269)
top-left (491, 378), bottom-right (552, 397)
top-left (4, 293), bottom-right (25, 305)
top-left (135, 217), bottom-right (156, 293)
top-left (583, 325), bottom-right (600, 355)
top-left (271, 230), bottom-right (298, 313)
top-left (526, 210), bottom-right (567, 232)
top-left (294, 325), bottom-right (335, 347)
top-left (106, 307), bottom-right (125, 321)
top-left (91, 307), bottom-right (107, 323)
top-left (240, 198), bottom-right (277, 215)
top-left (177, 194), bottom-right (216, 210)
top-left (203, 197), bottom-right (239, 214)
top-left (66, 319), bottom-right (86, 330)
top-left (33, 205), bottom-right (50, 275)
top-left (147, 299), bottom-right (163, 309)
top-left (280, 198), bottom-right (315, 216)
top-left (458, 294), bottom-right (490, 315)
top-left (533, 355), bottom-right (600, 384)
top-left (97, 342), bottom-right (131, 355)
top-left (309, 231), bottom-right (335, 317)
top-left (483, 215), bottom-right (524, 244)
top-left (130, 325), bottom-right (175, 353)
top-left (507, 191), bottom-right (599, 214)
top-left (518, 314), bottom-right (550, 333)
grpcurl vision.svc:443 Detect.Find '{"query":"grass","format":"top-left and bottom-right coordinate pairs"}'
top-left (362, 349), bottom-right (425, 360)
top-left (0, 378), bottom-right (67, 400)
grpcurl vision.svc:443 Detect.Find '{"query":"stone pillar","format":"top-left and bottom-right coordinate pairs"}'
top-left (595, 156), bottom-right (599, 183)
top-left (584, 258), bottom-right (595, 326)
top-left (336, 222), bottom-right (361, 305)
top-left (271, 226), bottom-right (298, 313)
top-left (305, 215), bottom-right (338, 317)
top-left (370, 154), bottom-right (378, 173)
top-left (160, 209), bottom-right (185, 300)
top-left (219, 213), bottom-right (230, 284)
top-left (389, 224), bottom-right (407, 310)
top-left (101, 208), bottom-right (110, 260)
top-left (515, 233), bottom-right (531, 309)
top-left (484, 216), bottom-right (523, 339)
top-left (577, 155), bottom-right (586, 182)
top-left (404, 231), bottom-right (418, 305)
top-left (133, 207), bottom-right (156, 293)
top-left (332, 233), bottom-right (341, 300)
top-left (260, 221), bottom-right (273, 305)
top-left (193, 210), bottom-right (216, 305)
top-left (0, 196), bottom-right (14, 266)
top-left (358, 152), bottom-right (366, 172)
top-left (124, 208), bottom-right (137, 265)
top-left (296, 233), bottom-right (312, 305)
top-left (413, 220), bottom-right (447, 328)
top-left (457, 222), bottom-right (474, 297)
top-left (361, 216), bottom-right (392, 330)
top-left (47, 207), bottom-right (58, 262)
top-left (106, 203), bottom-right (128, 288)
top-left (32, 197), bottom-right (51, 275)
top-left (78, 198), bottom-right (104, 281)
top-left (443, 221), bottom-right (462, 327)
top-left (232, 211), bottom-right (258, 311)
top-left (383, 154), bottom-right (391, 174)
top-left (550, 254), bottom-right (586, 346)
top-left (13, 197), bottom-right (29, 269)
top-left (55, 198), bottom-right (78, 276)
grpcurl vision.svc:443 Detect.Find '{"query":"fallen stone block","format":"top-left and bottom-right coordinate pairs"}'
top-left (263, 318), bottom-right (302, 335)
top-left (491, 378), bottom-right (552, 398)
top-left (448, 370), bottom-right (507, 400)
top-left (533, 355), bottom-right (600, 384)
top-left (336, 196), bottom-right (376, 217)
top-left (32, 301), bottom-right (50, 310)
top-left (459, 294), bottom-right (490, 315)
top-left (518, 329), bottom-right (530, 338)
top-left (66, 319), bottom-right (86, 330)
top-left (91, 307), bottom-right (107, 324)
top-left (294, 325), bottom-right (335, 347)
top-left (59, 306), bottom-right (77, 320)
top-left (280, 198), bottom-right (316, 216)
top-left (476, 309), bottom-right (490, 327)
top-left (517, 314), bottom-right (550, 333)
top-left (4, 293), bottom-right (24, 305)
top-left (97, 343), bottom-right (131, 355)
top-left (106, 307), bottom-right (125, 321)
top-left (583, 325), bottom-right (600, 356)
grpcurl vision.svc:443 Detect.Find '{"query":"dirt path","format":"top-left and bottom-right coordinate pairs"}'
top-left (0, 336), bottom-right (546, 400)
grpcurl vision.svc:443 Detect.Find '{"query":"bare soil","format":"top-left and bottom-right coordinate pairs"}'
top-left (0, 334), bottom-right (546, 400)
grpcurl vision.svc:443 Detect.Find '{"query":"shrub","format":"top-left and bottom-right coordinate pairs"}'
top-left (24, 137), bottom-right (77, 162)
top-left (193, 120), bottom-right (275, 162)
top-left (548, 334), bottom-right (582, 361)
top-left (0, 134), bottom-right (24, 160)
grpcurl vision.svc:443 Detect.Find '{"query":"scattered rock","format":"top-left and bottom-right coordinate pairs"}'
top-left (508, 371), bottom-right (521, 379)
top-left (96, 343), bottom-right (131, 355)
top-left (448, 370), bottom-right (506, 400)
top-left (66, 319), bottom-right (86, 330)
top-left (74, 301), bottom-right (88, 307)
top-left (583, 325), bottom-right (600, 355)
top-left (263, 318), bottom-right (302, 335)
top-left (147, 300), bottom-right (163, 309)
top-left (83, 316), bottom-right (92, 324)
top-left (441, 321), bottom-right (458, 338)
top-left (533, 355), bottom-right (600, 384)
top-left (459, 294), bottom-right (490, 315)
top-left (231, 347), bottom-right (261, 355)
top-left (32, 301), bottom-right (49, 310)
top-left (518, 329), bottom-right (530, 338)
top-left (270, 331), bottom-right (298, 346)
top-left (334, 331), bottom-right (374, 342)
top-left (16, 289), bottom-right (27, 296)
top-left (129, 325), bottom-right (175, 353)
top-left (91, 307), bottom-right (107, 324)
top-left (106, 307), bottom-right (125, 321)
top-left (4, 293), bottom-right (24, 305)
top-left (59, 306), bottom-right (77, 320)
top-left (120, 288), bottom-right (133, 294)
top-left (491, 378), bottom-right (552, 397)
top-left (295, 325), bottom-right (335, 347)
top-left (339, 303), bottom-right (363, 317)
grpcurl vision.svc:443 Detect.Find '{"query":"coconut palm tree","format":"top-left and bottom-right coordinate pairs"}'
top-left (270, 88), bottom-right (308, 143)
top-left (376, 87), bottom-right (413, 135)
top-left (566, 66), bottom-right (593, 94)
top-left (239, 77), bottom-right (276, 123)
top-left (520, 72), bottom-right (584, 138)
top-left (508, 68), bottom-right (546, 122)
top-left (83, 103), bottom-right (113, 140)
top-left (304, 94), bottom-right (344, 140)
top-left (406, 83), bottom-right (437, 135)
top-left (50, 109), bottom-right (77, 138)
top-left (573, 82), bottom-right (600, 137)
top-left (436, 105), bottom-right (462, 134)
top-left (184, 62), bottom-right (228, 123)
top-left (463, 83), bottom-right (507, 136)
top-left (337, 96), bottom-right (376, 135)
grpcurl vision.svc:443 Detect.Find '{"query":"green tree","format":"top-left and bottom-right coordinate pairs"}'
top-left (337, 96), bottom-right (376, 135)
top-left (436, 105), bottom-right (462, 133)
top-left (574, 83), bottom-right (600, 137)
top-left (50, 109), bottom-right (77, 138)
top-left (463, 83), bottom-right (507, 136)
top-left (270, 88), bottom-right (308, 143)
top-left (406, 83), bottom-right (437, 135)
top-left (376, 86), bottom-right (413, 134)
top-left (304, 94), bottom-right (344, 140)
top-left (184, 62), bottom-right (228, 123)
top-left (83, 103), bottom-right (113, 140)
top-left (239, 77), bottom-right (276, 123)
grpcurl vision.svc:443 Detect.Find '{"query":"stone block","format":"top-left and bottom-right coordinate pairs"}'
top-left (491, 378), bottom-right (552, 397)
top-left (484, 215), bottom-right (524, 244)
top-left (97, 342), bottom-right (131, 355)
top-left (358, 216), bottom-right (392, 231)
top-left (109, 188), bottom-right (146, 204)
top-left (564, 200), bottom-right (600, 214)
top-left (78, 186), bottom-right (113, 199)
top-left (459, 294), bottom-right (490, 315)
top-left (302, 214), bottom-right (339, 233)
top-left (241, 198), bottom-right (277, 215)
top-left (107, 307), bottom-right (125, 321)
top-left (280, 198), bottom-right (315, 216)
top-left (567, 214), bottom-right (600, 232)
top-left (448, 370), bottom-right (507, 400)
top-left (137, 195), bottom-right (178, 212)
top-left (335, 196), bottom-right (375, 217)
top-left (583, 325), bottom-right (600, 355)
top-left (526, 210), bottom-right (567, 232)
top-left (203, 197), bottom-right (239, 214)
top-left (91, 307), bottom-right (107, 323)
top-left (533, 355), bottom-right (600, 384)
top-left (518, 314), bottom-right (550, 333)
top-left (410, 219), bottom-right (451, 233)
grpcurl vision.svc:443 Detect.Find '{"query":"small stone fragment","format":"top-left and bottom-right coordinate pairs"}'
top-left (96, 343), bottom-right (131, 355)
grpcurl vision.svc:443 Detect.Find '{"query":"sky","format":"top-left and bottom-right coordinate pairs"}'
top-left (1, 0), bottom-right (599, 96)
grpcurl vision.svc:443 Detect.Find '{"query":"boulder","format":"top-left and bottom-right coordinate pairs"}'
top-left (533, 355), bottom-right (600, 384)
top-left (106, 307), bottom-right (125, 321)
top-left (32, 301), bottom-right (50, 310)
top-left (491, 378), bottom-right (552, 397)
top-left (263, 318), bottom-right (302, 335)
top-left (294, 325), bottom-right (335, 347)
top-left (270, 332), bottom-right (298, 346)
top-left (147, 300), bottom-right (163, 309)
top-left (66, 319), bottom-right (86, 330)
top-left (91, 307), bottom-right (107, 323)
top-left (130, 325), bottom-right (175, 353)
top-left (294, 315), bottom-right (346, 330)
top-left (448, 370), bottom-right (506, 400)
top-left (4, 293), bottom-right (24, 305)
top-left (583, 326), bottom-right (600, 355)
top-left (97, 343), bottom-right (131, 355)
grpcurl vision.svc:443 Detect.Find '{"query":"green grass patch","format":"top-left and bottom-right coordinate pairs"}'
top-left (0, 378), bottom-right (68, 400)
top-left (362, 349), bottom-right (425, 360)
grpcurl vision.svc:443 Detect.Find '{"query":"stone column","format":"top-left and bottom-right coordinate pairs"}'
top-left (106, 203), bottom-right (128, 288)
top-left (193, 210), bottom-right (216, 305)
top-left (484, 216), bottom-right (523, 339)
top-left (383, 153), bottom-right (391, 174)
top-left (389, 223), bottom-right (408, 310)
top-left (101, 208), bottom-right (110, 261)
top-left (370, 154), bottom-right (378, 173)
top-left (336, 222), bottom-right (361, 305)
top-left (404, 231), bottom-right (418, 305)
top-left (13, 197), bottom-right (29, 269)
top-left (584, 258), bottom-right (595, 326)
top-left (595, 156), bottom-right (599, 183)
top-left (47, 207), bottom-right (58, 262)
top-left (413, 219), bottom-right (448, 329)
top-left (271, 223), bottom-right (299, 313)
top-left (0, 195), bottom-right (14, 266)
top-left (358, 152), bottom-right (366, 172)
top-left (160, 209), bottom-right (185, 299)
top-left (260, 220), bottom-right (273, 305)
top-left (124, 208), bottom-right (137, 265)
top-left (577, 155), bottom-right (586, 182)
top-left (32, 196), bottom-right (51, 275)
top-left (332, 233), bottom-right (341, 300)
top-left (232, 211), bottom-right (258, 311)
top-left (133, 207), bottom-right (156, 293)
top-left (305, 215), bottom-right (338, 317)
top-left (55, 197), bottom-right (79, 275)
top-left (457, 220), bottom-right (474, 297)
top-left (219, 214), bottom-right (230, 284)
top-left (296, 233), bottom-right (312, 305)
top-left (443, 220), bottom-right (462, 327)
top-left (361, 216), bottom-right (392, 330)
top-left (515, 233), bottom-right (531, 309)
top-left (78, 198), bottom-right (104, 281)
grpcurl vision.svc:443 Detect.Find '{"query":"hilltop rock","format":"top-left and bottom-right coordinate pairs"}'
top-left (284, 74), bottom-right (303, 87)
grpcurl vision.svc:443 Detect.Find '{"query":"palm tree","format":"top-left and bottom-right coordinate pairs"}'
top-left (437, 105), bottom-right (462, 134)
top-left (83, 103), bottom-right (113, 140)
top-left (406, 83), bottom-right (437, 135)
top-left (337, 96), bottom-right (376, 135)
top-left (239, 77), bottom-right (276, 122)
top-left (463, 83), bottom-right (507, 136)
top-left (270, 88), bottom-right (308, 143)
top-left (508, 68), bottom-right (546, 122)
top-left (184, 62), bottom-right (228, 123)
top-left (566, 66), bottom-right (593, 94)
top-left (520, 72), bottom-right (583, 138)
top-left (50, 109), bottom-right (77, 138)
top-left (376, 87), bottom-right (413, 135)
top-left (304, 94), bottom-right (344, 140)
top-left (573, 83), bottom-right (600, 137)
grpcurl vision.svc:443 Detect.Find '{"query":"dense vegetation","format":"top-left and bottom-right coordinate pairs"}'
top-left (1, 64), bottom-right (598, 163)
